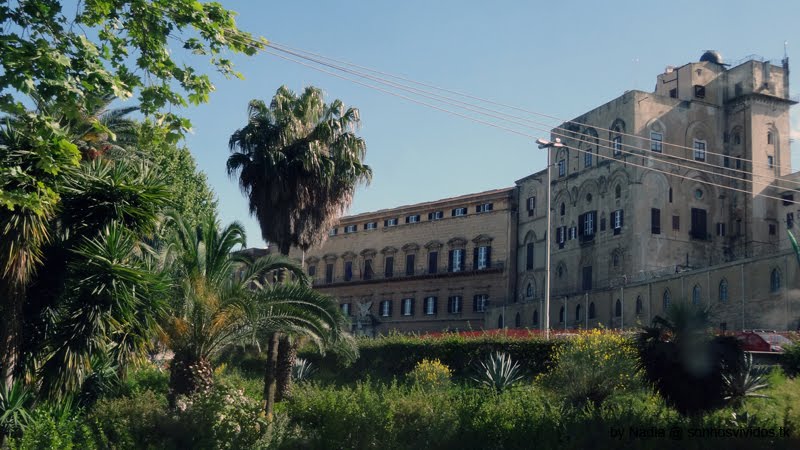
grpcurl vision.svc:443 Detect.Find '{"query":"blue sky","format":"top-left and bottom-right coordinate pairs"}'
top-left (179, 0), bottom-right (800, 248)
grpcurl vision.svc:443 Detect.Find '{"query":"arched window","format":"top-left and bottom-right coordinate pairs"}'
top-left (635, 296), bottom-right (643, 315)
top-left (588, 302), bottom-right (596, 319)
top-left (533, 310), bottom-right (539, 325)
top-left (770, 269), bottom-right (782, 293)
top-left (615, 299), bottom-right (622, 317)
top-left (575, 304), bottom-right (582, 322)
top-left (663, 290), bottom-right (671, 311)
top-left (560, 202), bottom-right (566, 216)
top-left (514, 312), bottom-right (521, 328)
top-left (719, 279), bottom-right (729, 303)
top-left (615, 185), bottom-right (621, 199)
top-left (498, 314), bottom-right (504, 329)
top-left (612, 252), bottom-right (620, 268)
top-left (557, 265), bottom-right (564, 278)
top-left (526, 282), bottom-right (534, 298)
top-left (692, 285), bottom-right (701, 305)
top-left (559, 306), bottom-right (565, 323)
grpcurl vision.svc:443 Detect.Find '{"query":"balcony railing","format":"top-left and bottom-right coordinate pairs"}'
top-left (315, 260), bottom-right (505, 287)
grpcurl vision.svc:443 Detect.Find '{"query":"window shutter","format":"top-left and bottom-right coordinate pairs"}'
top-left (473, 295), bottom-right (478, 312)
top-left (488, 204), bottom-right (493, 211)
top-left (433, 297), bottom-right (438, 314)
top-left (388, 300), bottom-right (393, 316)
top-left (447, 297), bottom-right (453, 313)
top-left (485, 247), bottom-right (491, 268)
top-left (427, 212), bottom-right (433, 220)
top-left (384, 220), bottom-right (388, 227)
top-left (448, 250), bottom-right (454, 271)
top-left (620, 210), bottom-right (624, 228)
top-left (578, 213), bottom-right (585, 236)
top-left (475, 205), bottom-right (480, 213)
top-left (459, 251), bottom-right (465, 271)
top-left (473, 247), bottom-right (479, 270)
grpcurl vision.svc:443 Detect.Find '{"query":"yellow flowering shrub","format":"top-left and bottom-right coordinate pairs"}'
top-left (408, 358), bottom-right (453, 388)
top-left (541, 329), bottom-right (641, 406)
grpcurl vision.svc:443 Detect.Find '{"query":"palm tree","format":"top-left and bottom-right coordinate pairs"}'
top-left (161, 212), bottom-right (347, 407)
top-left (227, 86), bottom-right (371, 411)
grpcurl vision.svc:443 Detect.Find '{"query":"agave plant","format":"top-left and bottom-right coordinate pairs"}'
top-left (722, 353), bottom-right (770, 407)
top-left (0, 381), bottom-right (33, 440)
top-left (291, 358), bottom-right (316, 382)
top-left (471, 352), bottom-right (524, 392)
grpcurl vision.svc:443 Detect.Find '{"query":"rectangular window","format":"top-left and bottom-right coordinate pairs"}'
top-left (600, 217), bottom-right (606, 231)
top-left (526, 197), bottom-right (536, 216)
top-left (384, 218), bottom-right (399, 227)
top-left (344, 224), bottom-right (357, 234)
top-left (557, 226), bottom-right (566, 248)
top-left (428, 211), bottom-right (444, 220)
top-left (613, 209), bottom-right (624, 235)
top-left (329, 228), bottom-right (338, 236)
top-left (476, 246), bottom-right (490, 270)
top-left (788, 213), bottom-right (795, 229)
top-left (344, 261), bottom-right (353, 281)
top-left (693, 139), bottom-right (706, 161)
top-left (558, 159), bottom-right (566, 176)
top-left (669, 88), bottom-right (678, 98)
top-left (782, 194), bottom-right (795, 206)
top-left (723, 156), bottom-right (730, 168)
top-left (380, 300), bottom-right (392, 317)
top-left (473, 294), bottom-right (488, 312)
top-left (341, 303), bottom-right (351, 316)
top-left (650, 132), bottom-right (663, 153)
top-left (449, 249), bottom-right (465, 272)
top-left (385, 256), bottom-right (394, 278)
top-left (452, 207), bottom-right (467, 217)
top-left (716, 222), bottom-right (726, 237)
top-left (428, 251), bottom-right (438, 274)
top-left (402, 298), bottom-right (414, 316)
top-left (405, 254), bottom-right (415, 276)
top-left (325, 264), bottom-right (334, 283)
top-left (307, 265), bottom-right (316, 277)
top-left (580, 211), bottom-right (596, 236)
top-left (525, 243), bottom-right (534, 270)
top-left (613, 136), bottom-right (623, 156)
top-left (405, 214), bottom-right (420, 224)
top-left (364, 222), bottom-right (377, 230)
top-left (651, 208), bottom-right (661, 234)
top-left (768, 155), bottom-right (774, 169)
top-left (690, 208), bottom-right (708, 240)
top-left (424, 296), bottom-right (437, 315)
top-left (568, 227), bottom-right (576, 240)
top-left (769, 223), bottom-right (777, 235)
top-left (476, 203), bottom-right (494, 213)
top-left (768, 132), bottom-right (774, 145)
top-left (582, 266), bottom-right (592, 291)
top-left (694, 85), bottom-right (705, 99)
top-left (363, 259), bottom-right (373, 280)
top-left (672, 215), bottom-right (680, 231)
top-left (584, 150), bottom-right (593, 167)
top-left (448, 296), bottom-right (462, 314)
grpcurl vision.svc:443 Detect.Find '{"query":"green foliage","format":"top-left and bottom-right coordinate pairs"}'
top-left (783, 342), bottom-right (800, 377)
top-left (636, 302), bottom-right (744, 416)
top-left (7, 407), bottom-right (103, 450)
top-left (542, 329), bottom-right (641, 407)
top-left (292, 358), bottom-right (316, 383)
top-left (89, 390), bottom-right (171, 450)
top-left (407, 358), bottom-right (452, 389)
top-left (298, 332), bottom-right (560, 384)
top-left (722, 353), bottom-right (770, 407)
top-left (0, 381), bottom-right (33, 438)
top-left (471, 352), bottom-right (523, 393)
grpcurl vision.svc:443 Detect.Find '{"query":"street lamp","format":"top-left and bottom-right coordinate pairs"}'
top-left (535, 137), bottom-right (564, 339)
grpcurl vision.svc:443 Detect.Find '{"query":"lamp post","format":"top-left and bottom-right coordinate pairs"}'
top-left (535, 137), bottom-right (564, 340)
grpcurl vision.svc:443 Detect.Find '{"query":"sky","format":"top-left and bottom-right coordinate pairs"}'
top-left (177, 0), bottom-right (800, 248)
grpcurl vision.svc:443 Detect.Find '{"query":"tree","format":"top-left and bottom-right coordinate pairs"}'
top-left (227, 85), bottom-right (371, 414)
top-left (1, 0), bottom-right (262, 389)
top-left (162, 212), bottom-right (326, 401)
top-left (636, 302), bottom-right (743, 416)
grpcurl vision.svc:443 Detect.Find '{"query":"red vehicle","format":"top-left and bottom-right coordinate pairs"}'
top-left (735, 330), bottom-right (793, 353)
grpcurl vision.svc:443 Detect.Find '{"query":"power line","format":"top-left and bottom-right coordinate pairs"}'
top-left (262, 47), bottom-right (800, 206)
top-left (268, 41), bottom-right (793, 174)
top-left (265, 44), bottom-right (800, 193)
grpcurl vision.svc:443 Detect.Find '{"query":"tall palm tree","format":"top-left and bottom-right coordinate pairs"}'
top-left (227, 86), bottom-right (371, 411)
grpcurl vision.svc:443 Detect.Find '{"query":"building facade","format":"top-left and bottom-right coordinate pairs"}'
top-left (287, 188), bottom-right (517, 335)
top-left (490, 51), bottom-right (800, 332)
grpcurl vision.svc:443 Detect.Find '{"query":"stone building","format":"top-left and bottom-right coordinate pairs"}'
top-left (287, 188), bottom-right (517, 335)
top-left (489, 51), bottom-right (800, 331)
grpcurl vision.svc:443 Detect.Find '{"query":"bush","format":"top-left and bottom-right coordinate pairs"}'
top-left (407, 358), bottom-right (452, 389)
top-left (299, 332), bottom-right (560, 384)
top-left (542, 329), bottom-right (641, 407)
top-left (8, 407), bottom-right (103, 450)
top-left (89, 390), bottom-right (174, 449)
top-left (783, 342), bottom-right (800, 377)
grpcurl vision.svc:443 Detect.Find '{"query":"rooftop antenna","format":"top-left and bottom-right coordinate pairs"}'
top-left (785, 40), bottom-right (789, 59)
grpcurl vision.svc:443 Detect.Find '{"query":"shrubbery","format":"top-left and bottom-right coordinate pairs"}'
top-left (407, 358), bottom-right (452, 389)
top-left (784, 342), bottom-right (800, 377)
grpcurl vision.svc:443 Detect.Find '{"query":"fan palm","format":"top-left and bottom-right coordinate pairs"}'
top-left (227, 85), bottom-right (371, 413)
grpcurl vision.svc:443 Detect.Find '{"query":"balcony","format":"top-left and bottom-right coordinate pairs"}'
top-left (314, 260), bottom-right (506, 287)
